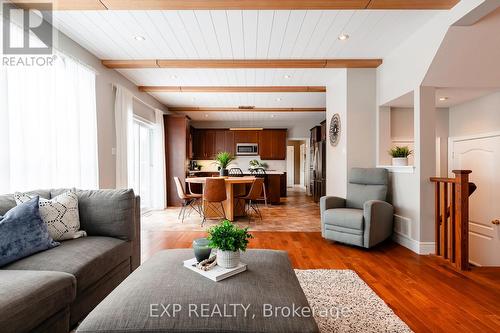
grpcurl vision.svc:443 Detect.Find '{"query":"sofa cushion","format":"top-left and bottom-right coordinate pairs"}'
top-left (0, 270), bottom-right (76, 333)
top-left (0, 190), bottom-right (51, 216)
top-left (14, 190), bottom-right (86, 241)
top-left (3, 236), bottom-right (131, 294)
top-left (0, 196), bottom-right (59, 267)
top-left (323, 208), bottom-right (364, 230)
top-left (51, 189), bottom-right (136, 241)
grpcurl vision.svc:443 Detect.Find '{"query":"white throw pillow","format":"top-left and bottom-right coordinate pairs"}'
top-left (14, 191), bottom-right (86, 241)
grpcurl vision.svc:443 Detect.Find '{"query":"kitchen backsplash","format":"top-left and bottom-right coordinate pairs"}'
top-left (194, 156), bottom-right (287, 172)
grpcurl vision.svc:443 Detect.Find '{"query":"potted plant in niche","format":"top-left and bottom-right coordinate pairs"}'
top-left (214, 152), bottom-right (235, 176)
top-left (388, 146), bottom-right (413, 166)
top-left (207, 220), bottom-right (253, 268)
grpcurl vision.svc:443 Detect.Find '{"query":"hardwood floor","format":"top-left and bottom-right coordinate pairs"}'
top-left (142, 190), bottom-right (500, 332)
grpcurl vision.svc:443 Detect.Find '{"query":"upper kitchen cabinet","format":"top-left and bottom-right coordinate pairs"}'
top-left (234, 130), bottom-right (259, 144)
top-left (191, 128), bottom-right (235, 159)
top-left (259, 129), bottom-right (287, 160)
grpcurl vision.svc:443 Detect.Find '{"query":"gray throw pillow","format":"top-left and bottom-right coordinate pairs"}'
top-left (0, 196), bottom-right (59, 267)
top-left (14, 190), bottom-right (86, 241)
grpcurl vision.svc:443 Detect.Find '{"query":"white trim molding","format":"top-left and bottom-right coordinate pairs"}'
top-left (392, 231), bottom-right (435, 255)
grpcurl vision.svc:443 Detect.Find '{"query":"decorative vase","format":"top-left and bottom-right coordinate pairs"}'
top-left (217, 250), bottom-right (240, 268)
top-left (220, 168), bottom-right (229, 176)
top-left (392, 157), bottom-right (408, 166)
top-left (192, 238), bottom-right (212, 263)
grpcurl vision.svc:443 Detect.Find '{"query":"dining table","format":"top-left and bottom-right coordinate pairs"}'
top-left (185, 176), bottom-right (256, 221)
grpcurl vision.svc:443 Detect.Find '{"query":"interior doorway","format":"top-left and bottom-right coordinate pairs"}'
top-left (287, 139), bottom-right (308, 192)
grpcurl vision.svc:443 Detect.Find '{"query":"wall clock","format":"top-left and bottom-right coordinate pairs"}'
top-left (329, 113), bottom-right (341, 146)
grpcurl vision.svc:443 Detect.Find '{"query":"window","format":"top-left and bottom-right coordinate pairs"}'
top-left (131, 118), bottom-right (154, 210)
top-left (0, 52), bottom-right (98, 192)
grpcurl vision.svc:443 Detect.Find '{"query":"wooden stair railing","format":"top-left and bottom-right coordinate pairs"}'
top-left (430, 170), bottom-right (475, 270)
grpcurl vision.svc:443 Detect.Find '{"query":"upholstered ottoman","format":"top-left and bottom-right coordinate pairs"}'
top-left (77, 249), bottom-right (319, 333)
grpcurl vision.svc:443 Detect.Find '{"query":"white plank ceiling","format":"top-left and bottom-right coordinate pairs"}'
top-left (51, 9), bottom-right (440, 116)
top-left (53, 10), bottom-right (438, 59)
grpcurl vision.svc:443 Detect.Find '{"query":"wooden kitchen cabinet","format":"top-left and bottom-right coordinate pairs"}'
top-left (204, 130), bottom-right (216, 159)
top-left (224, 130), bottom-right (235, 155)
top-left (259, 129), bottom-right (287, 160)
top-left (234, 130), bottom-right (259, 144)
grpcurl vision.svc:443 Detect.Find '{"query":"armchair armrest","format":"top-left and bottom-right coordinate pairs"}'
top-left (320, 196), bottom-right (346, 237)
top-left (363, 200), bottom-right (394, 248)
top-left (320, 196), bottom-right (346, 213)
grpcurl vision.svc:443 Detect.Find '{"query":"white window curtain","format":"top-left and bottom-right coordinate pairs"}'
top-left (114, 86), bottom-right (134, 189)
top-left (0, 54), bottom-right (98, 193)
top-left (151, 109), bottom-right (166, 209)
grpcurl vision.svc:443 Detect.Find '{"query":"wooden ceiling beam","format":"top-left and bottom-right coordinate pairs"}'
top-left (18, 0), bottom-right (459, 10)
top-left (43, 0), bottom-right (460, 10)
top-left (168, 107), bottom-right (326, 113)
top-left (102, 59), bottom-right (382, 69)
top-left (367, 0), bottom-right (460, 10)
top-left (139, 86), bottom-right (326, 93)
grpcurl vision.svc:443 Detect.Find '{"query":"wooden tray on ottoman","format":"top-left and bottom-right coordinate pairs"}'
top-left (76, 249), bottom-right (319, 333)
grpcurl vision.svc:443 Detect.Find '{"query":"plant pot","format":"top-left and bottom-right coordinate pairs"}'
top-left (220, 168), bottom-right (229, 176)
top-left (217, 250), bottom-right (240, 268)
top-left (392, 157), bottom-right (408, 166)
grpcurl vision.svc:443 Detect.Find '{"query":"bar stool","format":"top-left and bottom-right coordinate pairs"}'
top-left (251, 167), bottom-right (268, 206)
top-left (235, 178), bottom-right (265, 221)
top-left (174, 177), bottom-right (202, 222)
top-left (228, 168), bottom-right (244, 177)
top-left (202, 178), bottom-right (227, 226)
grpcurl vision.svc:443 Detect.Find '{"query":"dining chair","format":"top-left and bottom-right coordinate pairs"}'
top-left (228, 168), bottom-right (244, 177)
top-left (202, 178), bottom-right (227, 225)
top-left (174, 177), bottom-right (202, 223)
top-left (251, 167), bottom-right (268, 206)
top-left (235, 178), bottom-right (265, 221)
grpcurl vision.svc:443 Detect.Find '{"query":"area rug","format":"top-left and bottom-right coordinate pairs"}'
top-left (295, 270), bottom-right (412, 333)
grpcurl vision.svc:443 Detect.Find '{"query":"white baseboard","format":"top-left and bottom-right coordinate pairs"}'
top-left (392, 231), bottom-right (435, 255)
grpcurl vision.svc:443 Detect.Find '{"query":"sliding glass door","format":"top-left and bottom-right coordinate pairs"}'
top-left (131, 118), bottom-right (154, 210)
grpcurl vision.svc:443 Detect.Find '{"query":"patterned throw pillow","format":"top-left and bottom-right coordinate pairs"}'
top-left (14, 191), bottom-right (86, 241)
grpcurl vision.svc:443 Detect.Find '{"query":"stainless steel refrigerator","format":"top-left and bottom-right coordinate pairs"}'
top-left (311, 140), bottom-right (326, 202)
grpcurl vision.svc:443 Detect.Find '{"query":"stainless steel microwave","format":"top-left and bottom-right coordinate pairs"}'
top-left (236, 143), bottom-right (258, 156)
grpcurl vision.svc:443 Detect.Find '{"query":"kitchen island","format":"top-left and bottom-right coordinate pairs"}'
top-left (186, 171), bottom-right (286, 205)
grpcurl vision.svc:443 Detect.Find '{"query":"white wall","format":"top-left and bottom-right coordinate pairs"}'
top-left (52, 26), bottom-right (167, 189)
top-left (326, 69), bottom-right (377, 197)
top-left (326, 71), bottom-right (348, 197)
top-left (377, 0), bottom-right (485, 106)
top-left (449, 91), bottom-right (500, 137)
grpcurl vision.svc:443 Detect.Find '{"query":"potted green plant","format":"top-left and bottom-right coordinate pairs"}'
top-left (214, 152), bottom-right (235, 176)
top-left (207, 220), bottom-right (253, 268)
top-left (388, 146), bottom-right (413, 166)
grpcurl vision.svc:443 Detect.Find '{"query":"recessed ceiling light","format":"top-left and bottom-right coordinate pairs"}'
top-left (134, 35), bottom-right (146, 41)
top-left (170, 75), bottom-right (177, 79)
top-left (191, 97), bottom-right (196, 101)
top-left (275, 97), bottom-right (282, 102)
top-left (271, 114), bottom-right (276, 118)
top-left (204, 114), bottom-right (209, 118)
top-left (439, 97), bottom-right (449, 101)
top-left (284, 75), bottom-right (292, 79)
top-left (338, 33), bottom-right (349, 41)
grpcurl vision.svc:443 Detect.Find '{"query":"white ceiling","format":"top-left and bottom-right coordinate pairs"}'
top-left (150, 92), bottom-right (325, 107)
top-left (187, 111), bottom-right (325, 122)
top-left (51, 9), bottom-right (440, 119)
top-left (52, 10), bottom-right (439, 59)
top-left (384, 88), bottom-right (500, 108)
top-left (117, 68), bottom-right (339, 86)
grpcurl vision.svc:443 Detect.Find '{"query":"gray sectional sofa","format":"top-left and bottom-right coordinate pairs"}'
top-left (0, 189), bottom-right (141, 333)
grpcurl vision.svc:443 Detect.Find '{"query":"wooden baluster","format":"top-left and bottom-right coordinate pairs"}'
top-left (450, 182), bottom-right (456, 263)
top-left (441, 182), bottom-right (448, 259)
top-left (434, 182), bottom-right (441, 256)
top-left (453, 170), bottom-right (471, 270)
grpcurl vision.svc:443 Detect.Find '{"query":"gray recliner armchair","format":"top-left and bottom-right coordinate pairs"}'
top-left (320, 168), bottom-right (394, 248)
